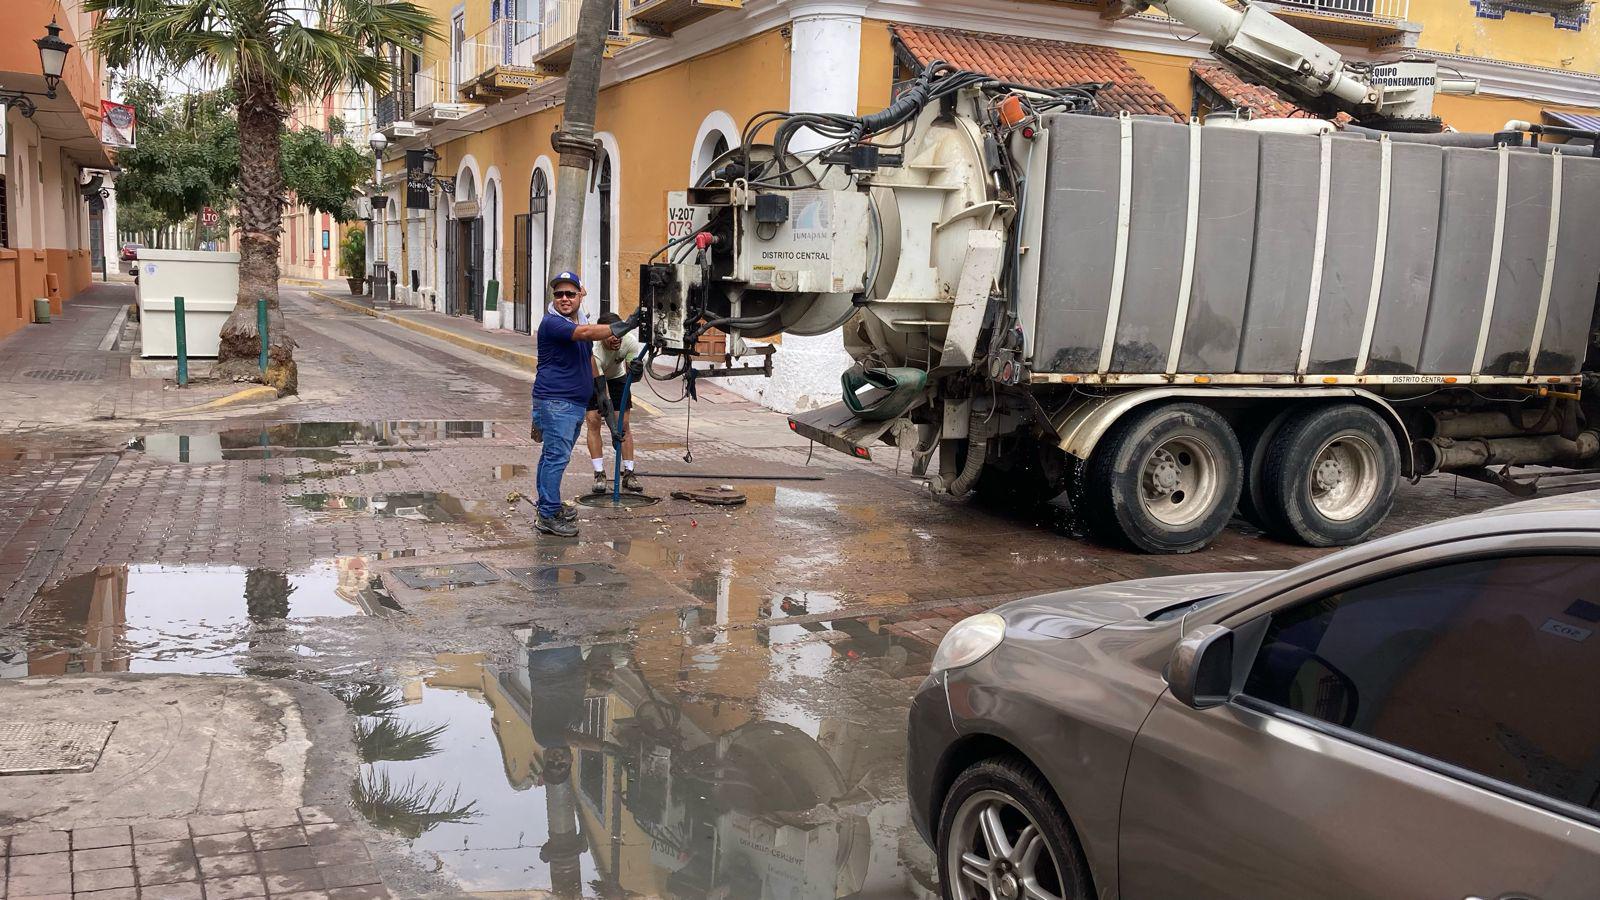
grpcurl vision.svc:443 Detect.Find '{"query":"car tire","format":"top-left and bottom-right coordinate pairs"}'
top-left (937, 756), bottom-right (1093, 900)
top-left (1259, 403), bottom-right (1399, 547)
top-left (1081, 403), bottom-right (1243, 554)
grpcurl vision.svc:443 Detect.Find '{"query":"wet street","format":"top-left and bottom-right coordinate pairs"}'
top-left (0, 286), bottom-right (1572, 899)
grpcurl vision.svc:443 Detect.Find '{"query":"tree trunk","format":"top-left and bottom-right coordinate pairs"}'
top-left (216, 73), bottom-right (297, 394)
top-left (546, 0), bottom-right (616, 281)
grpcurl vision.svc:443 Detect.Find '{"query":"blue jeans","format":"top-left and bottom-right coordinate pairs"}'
top-left (532, 397), bottom-right (586, 518)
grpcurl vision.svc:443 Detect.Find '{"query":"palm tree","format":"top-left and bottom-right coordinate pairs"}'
top-left (86, 0), bottom-right (436, 391)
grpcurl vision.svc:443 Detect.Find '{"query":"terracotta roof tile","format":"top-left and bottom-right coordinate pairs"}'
top-left (1189, 60), bottom-right (1354, 127)
top-left (890, 24), bottom-right (1183, 121)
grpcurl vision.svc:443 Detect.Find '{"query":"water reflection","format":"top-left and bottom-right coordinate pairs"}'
top-left (284, 492), bottom-right (502, 525)
top-left (127, 421), bottom-right (508, 464)
top-left (3, 560), bottom-right (399, 677)
top-left (351, 615), bottom-right (927, 898)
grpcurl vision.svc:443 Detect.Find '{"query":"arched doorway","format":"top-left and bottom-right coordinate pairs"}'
top-left (483, 176), bottom-right (500, 327)
top-left (597, 151), bottom-right (613, 316)
top-left (514, 168), bottom-right (549, 334)
top-left (448, 168), bottom-right (482, 320)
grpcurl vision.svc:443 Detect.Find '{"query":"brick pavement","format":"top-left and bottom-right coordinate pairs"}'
top-left (0, 806), bottom-right (386, 900)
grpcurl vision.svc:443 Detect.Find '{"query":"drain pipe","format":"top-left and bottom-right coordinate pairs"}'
top-left (947, 410), bottom-right (999, 496)
top-left (546, 0), bottom-right (616, 282)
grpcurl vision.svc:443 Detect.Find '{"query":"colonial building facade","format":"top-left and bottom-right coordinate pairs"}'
top-left (0, 0), bottom-right (115, 342)
top-left (367, 0), bottom-right (1600, 411)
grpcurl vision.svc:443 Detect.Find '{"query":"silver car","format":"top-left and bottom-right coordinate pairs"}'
top-left (908, 493), bottom-right (1600, 899)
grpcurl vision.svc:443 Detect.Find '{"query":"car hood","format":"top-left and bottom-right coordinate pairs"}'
top-left (996, 571), bottom-right (1279, 639)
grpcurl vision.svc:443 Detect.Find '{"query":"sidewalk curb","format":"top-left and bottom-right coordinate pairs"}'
top-left (308, 289), bottom-right (537, 373)
top-left (151, 384), bottom-right (280, 418)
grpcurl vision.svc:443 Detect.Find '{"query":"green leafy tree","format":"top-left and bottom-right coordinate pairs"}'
top-left (87, 0), bottom-right (437, 393)
top-left (114, 79), bottom-right (238, 241)
top-left (282, 117), bottom-right (373, 223)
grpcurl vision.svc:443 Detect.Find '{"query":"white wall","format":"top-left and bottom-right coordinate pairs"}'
top-left (722, 11), bottom-right (861, 413)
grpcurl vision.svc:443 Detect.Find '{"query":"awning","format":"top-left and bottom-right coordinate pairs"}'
top-left (1544, 110), bottom-right (1600, 133)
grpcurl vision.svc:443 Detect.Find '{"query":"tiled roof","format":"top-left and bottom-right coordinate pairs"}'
top-left (890, 24), bottom-right (1183, 120)
top-left (1190, 61), bottom-right (1310, 118)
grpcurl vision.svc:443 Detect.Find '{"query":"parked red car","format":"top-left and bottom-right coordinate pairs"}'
top-left (119, 242), bottom-right (143, 261)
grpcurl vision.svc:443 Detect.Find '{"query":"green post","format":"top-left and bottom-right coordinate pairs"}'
top-left (174, 296), bottom-right (188, 387)
top-left (257, 298), bottom-right (269, 374)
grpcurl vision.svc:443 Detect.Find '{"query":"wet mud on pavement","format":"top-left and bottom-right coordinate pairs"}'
top-left (5, 292), bottom-right (1594, 897)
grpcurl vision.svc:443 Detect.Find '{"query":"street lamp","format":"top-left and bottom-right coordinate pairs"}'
top-left (368, 132), bottom-right (388, 158)
top-left (36, 18), bottom-right (71, 99)
top-left (418, 147), bottom-right (454, 194)
top-left (0, 19), bottom-right (75, 117)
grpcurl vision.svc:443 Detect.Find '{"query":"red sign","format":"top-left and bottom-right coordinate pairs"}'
top-left (201, 207), bottom-right (219, 228)
top-left (100, 101), bottom-right (136, 149)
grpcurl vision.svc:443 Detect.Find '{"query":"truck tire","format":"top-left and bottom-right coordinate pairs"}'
top-left (1082, 403), bottom-right (1243, 554)
top-left (1237, 408), bottom-right (1295, 533)
top-left (1259, 403), bottom-right (1399, 547)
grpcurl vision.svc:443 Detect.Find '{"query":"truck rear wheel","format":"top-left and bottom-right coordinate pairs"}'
top-left (1259, 404), bottom-right (1398, 547)
top-left (1083, 403), bottom-right (1243, 554)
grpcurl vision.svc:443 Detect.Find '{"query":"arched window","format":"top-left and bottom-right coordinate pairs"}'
top-left (597, 151), bottom-right (612, 316)
top-left (517, 168), bottom-right (548, 334)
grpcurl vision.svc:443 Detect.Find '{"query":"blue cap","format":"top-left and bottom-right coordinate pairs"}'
top-left (549, 271), bottom-right (583, 290)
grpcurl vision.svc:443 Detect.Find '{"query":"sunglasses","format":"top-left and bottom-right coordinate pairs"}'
top-left (552, 290), bottom-right (578, 299)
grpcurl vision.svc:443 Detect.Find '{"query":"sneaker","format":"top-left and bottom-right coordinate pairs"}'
top-left (591, 471), bottom-right (608, 494)
top-left (622, 471), bottom-right (644, 493)
top-left (557, 502), bottom-right (579, 522)
top-left (536, 514), bottom-right (579, 537)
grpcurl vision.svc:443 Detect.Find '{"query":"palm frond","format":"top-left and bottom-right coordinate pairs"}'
top-left (354, 716), bottom-right (449, 763)
top-left (352, 769), bottom-right (477, 839)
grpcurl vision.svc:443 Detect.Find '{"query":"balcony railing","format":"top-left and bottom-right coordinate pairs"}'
top-left (374, 88), bottom-right (415, 128)
top-left (412, 60), bottom-right (458, 111)
top-left (1273, 0), bottom-right (1409, 20)
top-left (463, 17), bottom-right (542, 84)
top-left (541, 0), bottom-right (624, 55)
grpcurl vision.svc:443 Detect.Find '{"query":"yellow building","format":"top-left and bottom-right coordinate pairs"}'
top-left (370, 0), bottom-right (1600, 411)
top-left (278, 92), bottom-right (371, 284)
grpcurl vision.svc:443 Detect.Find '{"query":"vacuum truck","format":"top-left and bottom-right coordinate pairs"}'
top-left (637, 0), bottom-right (1600, 554)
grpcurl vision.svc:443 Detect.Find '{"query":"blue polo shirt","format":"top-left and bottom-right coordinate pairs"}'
top-left (534, 311), bottom-right (594, 404)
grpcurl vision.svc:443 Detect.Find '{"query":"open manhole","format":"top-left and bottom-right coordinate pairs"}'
top-left (386, 561), bottom-right (501, 591)
top-left (22, 369), bottom-right (99, 383)
top-left (0, 722), bottom-right (116, 775)
top-left (671, 486), bottom-right (747, 506)
top-left (575, 493), bottom-right (661, 509)
top-left (507, 562), bottom-right (629, 590)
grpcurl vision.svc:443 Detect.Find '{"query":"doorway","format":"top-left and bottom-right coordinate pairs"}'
top-left (455, 217), bottom-right (483, 321)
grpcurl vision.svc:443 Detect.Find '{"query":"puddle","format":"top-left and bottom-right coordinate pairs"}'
top-left (490, 464), bottom-right (529, 480)
top-left (128, 421), bottom-right (512, 464)
top-left (284, 492), bottom-right (503, 525)
top-left (2, 561), bottom-right (400, 678)
top-left (258, 461), bottom-right (411, 485)
top-left (347, 625), bottom-right (930, 898)
top-left (0, 440), bottom-right (111, 461)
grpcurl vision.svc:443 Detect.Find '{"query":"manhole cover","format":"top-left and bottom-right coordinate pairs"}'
top-left (0, 721), bottom-right (116, 775)
top-left (386, 561), bottom-right (501, 590)
top-left (671, 486), bottom-right (747, 506)
top-left (575, 493), bottom-right (661, 508)
top-left (507, 562), bottom-right (629, 590)
top-left (22, 369), bottom-right (99, 383)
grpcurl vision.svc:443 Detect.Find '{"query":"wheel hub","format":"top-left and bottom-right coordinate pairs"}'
top-left (996, 870), bottom-right (1019, 899)
top-left (1314, 457), bottom-right (1344, 491)
top-left (1146, 450), bottom-right (1181, 496)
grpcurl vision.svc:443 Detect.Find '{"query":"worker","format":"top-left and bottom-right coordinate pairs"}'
top-left (585, 312), bottom-right (646, 495)
top-left (531, 272), bottom-right (641, 537)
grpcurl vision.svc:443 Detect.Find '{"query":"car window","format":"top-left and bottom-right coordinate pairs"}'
top-left (1241, 555), bottom-right (1600, 812)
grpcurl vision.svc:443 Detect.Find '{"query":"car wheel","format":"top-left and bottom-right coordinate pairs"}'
top-left (1259, 403), bottom-right (1399, 546)
top-left (1081, 403), bottom-right (1243, 554)
top-left (937, 756), bottom-right (1093, 900)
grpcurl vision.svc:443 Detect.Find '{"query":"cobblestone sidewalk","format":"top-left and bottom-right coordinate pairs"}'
top-left (1, 806), bottom-right (384, 900)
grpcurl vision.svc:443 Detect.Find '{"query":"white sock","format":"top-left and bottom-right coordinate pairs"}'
top-left (623, 460), bottom-right (635, 472)
top-left (592, 458), bottom-right (605, 473)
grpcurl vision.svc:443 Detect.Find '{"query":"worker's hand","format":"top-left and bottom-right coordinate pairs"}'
top-left (626, 359), bottom-right (645, 382)
top-left (609, 308), bottom-right (643, 337)
top-left (593, 376), bottom-right (614, 416)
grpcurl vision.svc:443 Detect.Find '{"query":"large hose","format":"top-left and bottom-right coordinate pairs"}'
top-left (948, 410), bottom-right (998, 496)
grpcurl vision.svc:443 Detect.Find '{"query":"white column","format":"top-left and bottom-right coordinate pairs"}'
top-left (725, 7), bottom-right (863, 413)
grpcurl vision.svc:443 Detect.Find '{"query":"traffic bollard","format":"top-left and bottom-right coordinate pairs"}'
top-left (257, 298), bottom-right (269, 373)
top-left (174, 295), bottom-right (188, 387)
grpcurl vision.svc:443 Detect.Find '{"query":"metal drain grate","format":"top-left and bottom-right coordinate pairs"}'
top-left (507, 562), bottom-right (629, 590)
top-left (386, 561), bottom-right (501, 590)
top-left (0, 721), bottom-right (116, 775)
top-left (22, 369), bottom-right (100, 383)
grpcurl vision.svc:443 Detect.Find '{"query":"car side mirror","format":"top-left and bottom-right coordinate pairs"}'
top-left (1169, 624), bottom-right (1235, 709)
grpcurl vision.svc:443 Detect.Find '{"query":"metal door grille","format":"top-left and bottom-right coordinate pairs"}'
top-left (512, 213), bottom-right (531, 334)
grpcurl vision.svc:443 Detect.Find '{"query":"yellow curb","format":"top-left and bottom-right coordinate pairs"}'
top-left (279, 277), bottom-right (325, 288)
top-left (153, 385), bottom-right (280, 418)
top-left (308, 290), bottom-right (538, 374)
top-left (305, 290), bottom-right (663, 416)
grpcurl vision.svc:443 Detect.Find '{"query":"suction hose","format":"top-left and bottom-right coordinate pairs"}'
top-left (948, 410), bottom-right (998, 496)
